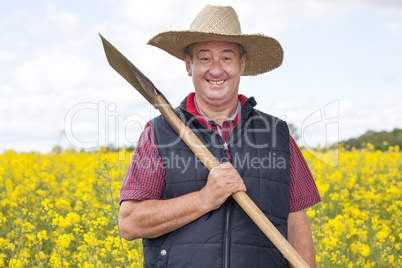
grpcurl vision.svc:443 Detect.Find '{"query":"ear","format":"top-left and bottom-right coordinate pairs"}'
top-left (240, 53), bottom-right (247, 76)
top-left (184, 55), bottom-right (193, 77)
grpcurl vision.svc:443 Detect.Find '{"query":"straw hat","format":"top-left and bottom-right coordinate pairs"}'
top-left (148, 5), bottom-right (283, 76)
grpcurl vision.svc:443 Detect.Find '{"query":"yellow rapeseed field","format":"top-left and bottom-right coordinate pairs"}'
top-left (0, 144), bottom-right (401, 267)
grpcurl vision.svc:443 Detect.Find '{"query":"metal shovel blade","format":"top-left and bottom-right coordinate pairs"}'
top-left (99, 33), bottom-right (158, 107)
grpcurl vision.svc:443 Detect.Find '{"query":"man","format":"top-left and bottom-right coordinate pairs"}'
top-left (119, 5), bottom-right (321, 268)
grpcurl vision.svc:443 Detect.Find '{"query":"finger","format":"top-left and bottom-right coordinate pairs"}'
top-left (227, 180), bottom-right (247, 193)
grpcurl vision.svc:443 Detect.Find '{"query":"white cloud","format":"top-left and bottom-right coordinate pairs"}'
top-left (0, 50), bottom-right (14, 62)
top-left (12, 49), bottom-right (91, 93)
top-left (102, 0), bottom-right (363, 42)
top-left (366, 0), bottom-right (402, 11)
top-left (11, 9), bottom-right (47, 38)
top-left (336, 94), bottom-right (402, 141)
top-left (339, 99), bottom-right (357, 118)
top-left (45, 3), bottom-right (78, 32)
top-left (385, 22), bottom-right (401, 35)
top-left (1, 0), bottom-right (401, 152)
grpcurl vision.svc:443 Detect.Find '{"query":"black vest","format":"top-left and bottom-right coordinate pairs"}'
top-left (143, 96), bottom-right (291, 268)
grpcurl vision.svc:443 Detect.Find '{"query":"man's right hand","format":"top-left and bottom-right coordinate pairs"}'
top-left (200, 162), bottom-right (246, 211)
top-left (119, 162), bottom-right (246, 241)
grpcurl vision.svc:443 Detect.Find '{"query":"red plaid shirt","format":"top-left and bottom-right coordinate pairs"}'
top-left (120, 94), bottom-right (321, 212)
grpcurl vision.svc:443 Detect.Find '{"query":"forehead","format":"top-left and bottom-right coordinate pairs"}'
top-left (192, 41), bottom-right (240, 54)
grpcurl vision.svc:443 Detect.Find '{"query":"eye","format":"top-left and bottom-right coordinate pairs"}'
top-left (221, 54), bottom-right (234, 62)
top-left (197, 54), bottom-right (211, 63)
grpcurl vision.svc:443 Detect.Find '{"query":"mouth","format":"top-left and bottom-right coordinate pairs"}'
top-left (207, 80), bottom-right (225, 85)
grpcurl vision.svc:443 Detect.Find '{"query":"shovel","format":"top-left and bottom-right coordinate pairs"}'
top-left (99, 34), bottom-right (309, 268)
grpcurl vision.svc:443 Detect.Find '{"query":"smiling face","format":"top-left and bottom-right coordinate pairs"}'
top-left (184, 41), bottom-right (247, 113)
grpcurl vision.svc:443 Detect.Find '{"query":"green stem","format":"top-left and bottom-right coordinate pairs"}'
top-left (104, 161), bottom-right (128, 267)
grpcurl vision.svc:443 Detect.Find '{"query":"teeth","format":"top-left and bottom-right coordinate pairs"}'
top-left (208, 80), bottom-right (225, 85)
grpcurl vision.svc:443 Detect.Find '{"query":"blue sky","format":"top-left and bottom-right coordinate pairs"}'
top-left (1, 0), bottom-right (401, 152)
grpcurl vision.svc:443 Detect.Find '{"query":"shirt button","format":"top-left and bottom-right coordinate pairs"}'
top-left (160, 249), bottom-right (167, 256)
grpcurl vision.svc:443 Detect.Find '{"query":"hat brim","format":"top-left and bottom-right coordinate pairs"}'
top-left (148, 31), bottom-right (284, 76)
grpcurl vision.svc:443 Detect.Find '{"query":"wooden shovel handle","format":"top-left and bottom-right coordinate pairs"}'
top-left (99, 34), bottom-right (308, 267)
top-left (156, 95), bottom-right (309, 268)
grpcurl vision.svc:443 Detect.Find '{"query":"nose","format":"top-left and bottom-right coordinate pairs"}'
top-left (209, 59), bottom-right (224, 77)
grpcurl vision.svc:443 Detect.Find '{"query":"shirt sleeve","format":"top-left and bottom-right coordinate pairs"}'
top-left (289, 135), bottom-right (321, 212)
top-left (119, 123), bottom-right (166, 204)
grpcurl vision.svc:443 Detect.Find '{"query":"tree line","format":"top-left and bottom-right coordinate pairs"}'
top-left (341, 128), bottom-right (402, 151)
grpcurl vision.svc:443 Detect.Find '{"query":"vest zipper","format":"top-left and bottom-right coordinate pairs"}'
top-left (222, 130), bottom-right (233, 267)
top-left (223, 138), bottom-right (232, 268)
top-left (223, 142), bottom-right (231, 160)
top-left (223, 200), bottom-right (231, 268)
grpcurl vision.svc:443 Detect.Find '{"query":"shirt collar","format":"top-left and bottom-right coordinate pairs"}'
top-left (185, 92), bottom-right (248, 129)
top-left (193, 96), bottom-right (240, 127)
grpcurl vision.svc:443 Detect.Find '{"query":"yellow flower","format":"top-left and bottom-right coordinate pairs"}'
top-left (0, 253), bottom-right (6, 267)
top-left (377, 226), bottom-right (390, 242)
top-left (57, 233), bottom-right (72, 249)
top-left (37, 230), bottom-right (48, 242)
top-left (361, 244), bottom-right (370, 257)
top-left (306, 209), bottom-right (316, 217)
top-left (389, 254), bottom-right (394, 263)
top-left (3, 147), bottom-right (400, 267)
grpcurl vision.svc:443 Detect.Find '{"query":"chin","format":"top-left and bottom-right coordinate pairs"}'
top-left (205, 91), bottom-right (229, 101)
